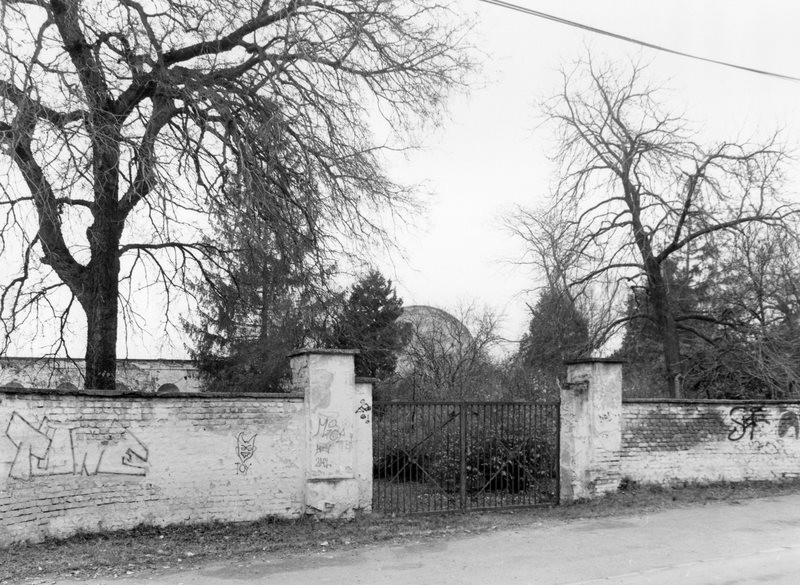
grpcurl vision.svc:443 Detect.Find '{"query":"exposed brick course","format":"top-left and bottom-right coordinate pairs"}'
top-left (620, 401), bottom-right (800, 485)
top-left (0, 391), bottom-right (305, 545)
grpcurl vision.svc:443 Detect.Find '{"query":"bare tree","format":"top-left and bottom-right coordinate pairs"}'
top-left (685, 223), bottom-right (800, 398)
top-left (511, 56), bottom-right (795, 397)
top-left (388, 304), bottom-right (502, 401)
top-left (505, 204), bottom-right (617, 356)
top-left (0, 0), bottom-right (471, 388)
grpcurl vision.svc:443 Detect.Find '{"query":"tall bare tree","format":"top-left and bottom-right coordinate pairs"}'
top-left (511, 57), bottom-right (795, 397)
top-left (0, 0), bottom-right (471, 388)
top-left (505, 204), bottom-right (616, 357)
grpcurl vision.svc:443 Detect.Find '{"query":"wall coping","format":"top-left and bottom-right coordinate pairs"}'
top-left (287, 348), bottom-right (359, 357)
top-left (0, 386), bottom-right (304, 401)
top-left (0, 356), bottom-right (195, 365)
top-left (623, 398), bottom-right (800, 405)
top-left (564, 357), bottom-right (626, 365)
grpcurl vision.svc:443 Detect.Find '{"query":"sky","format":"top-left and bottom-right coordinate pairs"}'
top-left (376, 0), bottom-right (800, 355)
top-left (6, 0), bottom-right (800, 359)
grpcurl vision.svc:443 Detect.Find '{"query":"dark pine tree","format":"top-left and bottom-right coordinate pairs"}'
top-left (519, 287), bottom-right (593, 381)
top-left (186, 186), bottom-right (337, 393)
top-left (330, 270), bottom-right (409, 379)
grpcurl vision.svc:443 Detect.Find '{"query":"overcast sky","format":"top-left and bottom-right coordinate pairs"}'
top-left (377, 0), bottom-right (800, 355)
top-left (7, 1), bottom-right (800, 360)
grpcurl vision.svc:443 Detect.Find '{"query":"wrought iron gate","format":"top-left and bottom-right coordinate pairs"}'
top-left (372, 401), bottom-right (559, 513)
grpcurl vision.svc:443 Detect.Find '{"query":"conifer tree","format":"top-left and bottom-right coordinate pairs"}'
top-left (329, 270), bottom-right (408, 379)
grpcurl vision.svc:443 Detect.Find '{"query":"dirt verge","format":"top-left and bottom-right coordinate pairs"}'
top-left (3, 479), bottom-right (800, 584)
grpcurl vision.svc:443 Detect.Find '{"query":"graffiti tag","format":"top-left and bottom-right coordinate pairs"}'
top-left (235, 432), bottom-right (257, 475)
top-left (310, 412), bottom-right (349, 475)
top-left (355, 399), bottom-right (372, 424)
top-left (314, 456), bottom-right (332, 469)
top-left (728, 406), bottom-right (769, 441)
top-left (5, 412), bottom-right (149, 480)
top-left (778, 411), bottom-right (800, 439)
top-left (314, 413), bottom-right (342, 443)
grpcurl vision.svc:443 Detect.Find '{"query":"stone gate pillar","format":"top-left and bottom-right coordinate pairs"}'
top-left (354, 377), bottom-right (375, 512)
top-left (289, 349), bottom-right (370, 518)
top-left (560, 358), bottom-right (623, 502)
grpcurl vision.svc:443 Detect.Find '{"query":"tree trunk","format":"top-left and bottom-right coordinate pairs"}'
top-left (646, 260), bottom-right (683, 398)
top-left (82, 250), bottom-right (121, 389)
top-left (260, 263), bottom-right (271, 341)
top-left (81, 113), bottom-right (123, 390)
top-left (627, 176), bottom-right (684, 398)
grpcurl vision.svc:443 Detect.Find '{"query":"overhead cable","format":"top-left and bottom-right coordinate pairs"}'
top-left (478, 0), bottom-right (800, 83)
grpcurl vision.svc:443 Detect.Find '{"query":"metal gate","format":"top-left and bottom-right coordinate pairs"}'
top-left (372, 401), bottom-right (559, 514)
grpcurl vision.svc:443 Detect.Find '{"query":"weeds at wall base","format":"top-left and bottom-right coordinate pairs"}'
top-left (5, 479), bottom-right (800, 584)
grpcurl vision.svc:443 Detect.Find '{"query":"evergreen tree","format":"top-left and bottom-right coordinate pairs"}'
top-left (186, 186), bottom-right (337, 392)
top-left (616, 253), bottom-right (720, 396)
top-left (329, 271), bottom-right (409, 379)
top-left (519, 287), bottom-right (593, 381)
top-left (616, 234), bottom-right (800, 399)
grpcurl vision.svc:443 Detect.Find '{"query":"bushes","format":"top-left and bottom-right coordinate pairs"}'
top-left (465, 437), bottom-right (556, 494)
top-left (373, 451), bottom-right (430, 483)
top-left (372, 404), bottom-right (557, 495)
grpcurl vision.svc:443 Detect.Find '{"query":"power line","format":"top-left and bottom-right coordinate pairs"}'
top-left (478, 0), bottom-right (800, 83)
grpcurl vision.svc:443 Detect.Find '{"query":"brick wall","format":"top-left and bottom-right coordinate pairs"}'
top-left (0, 357), bottom-right (201, 393)
top-left (0, 349), bottom-right (371, 547)
top-left (621, 400), bottom-right (800, 485)
top-left (0, 389), bottom-right (306, 546)
top-left (561, 361), bottom-right (800, 501)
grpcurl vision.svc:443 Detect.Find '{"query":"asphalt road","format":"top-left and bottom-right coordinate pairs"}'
top-left (62, 494), bottom-right (800, 585)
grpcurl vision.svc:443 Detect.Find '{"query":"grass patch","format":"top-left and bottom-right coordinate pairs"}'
top-left (3, 479), bottom-right (800, 584)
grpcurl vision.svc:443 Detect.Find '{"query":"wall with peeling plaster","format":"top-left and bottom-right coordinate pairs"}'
top-left (561, 360), bottom-right (800, 501)
top-left (0, 350), bottom-right (372, 547)
top-left (621, 401), bottom-right (800, 484)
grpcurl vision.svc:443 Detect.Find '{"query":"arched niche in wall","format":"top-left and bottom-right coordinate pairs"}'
top-left (56, 381), bottom-right (79, 391)
top-left (157, 383), bottom-right (180, 394)
top-left (2, 380), bottom-right (23, 388)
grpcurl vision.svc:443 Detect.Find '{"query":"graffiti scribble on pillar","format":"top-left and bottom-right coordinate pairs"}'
top-left (728, 406), bottom-right (769, 441)
top-left (311, 413), bottom-right (343, 472)
top-left (314, 413), bottom-right (342, 443)
top-left (355, 399), bottom-right (372, 424)
top-left (235, 432), bottom-right (257, 474)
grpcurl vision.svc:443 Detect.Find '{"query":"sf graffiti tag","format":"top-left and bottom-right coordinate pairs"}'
top-left (728, 406), bottom-right (770, 441)
top-left (727, 407), bottom-right (800, 441)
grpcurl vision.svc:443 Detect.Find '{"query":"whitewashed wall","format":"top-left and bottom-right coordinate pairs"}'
top-left (0, 349), bottom-right (372, 546)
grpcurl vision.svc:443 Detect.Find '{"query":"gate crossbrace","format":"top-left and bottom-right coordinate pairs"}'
top-left (374, 401), bottom-right (559, 513)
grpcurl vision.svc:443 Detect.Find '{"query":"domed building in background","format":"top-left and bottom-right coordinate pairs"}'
top-left (390, 305), bottom-right (505, 400)
top-left (388, 305), bottom-right (497, 400)
top-left (395, 305), bottom-right (473, 366)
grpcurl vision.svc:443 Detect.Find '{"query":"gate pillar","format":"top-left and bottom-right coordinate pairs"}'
top-left (354, 377), bottom-right (375, 512)
top-left (289, 349), bottom-right (370, 518)
top-left (560, 358), bottom-right (623, 502)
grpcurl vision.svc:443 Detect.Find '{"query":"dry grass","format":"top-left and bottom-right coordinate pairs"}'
top-left (3, 479), bottom-right (800, 584)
